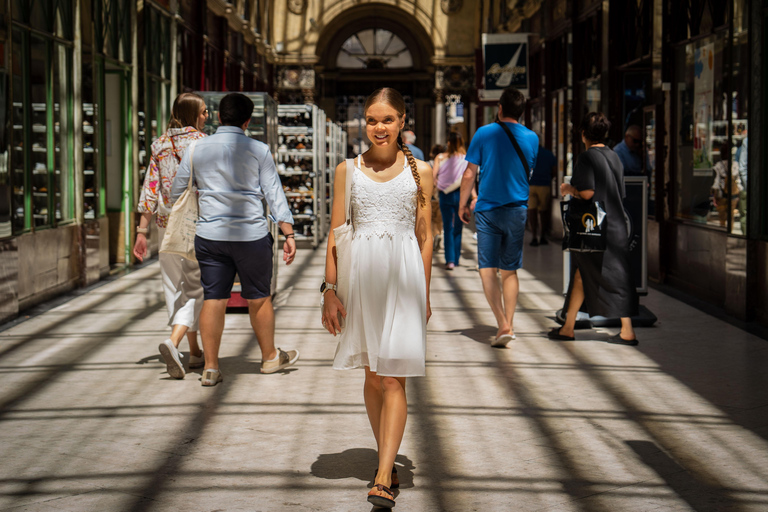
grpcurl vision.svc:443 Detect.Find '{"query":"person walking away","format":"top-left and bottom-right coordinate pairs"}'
top-left (321, 87), bottom-right (433, 509)
top-left (548, 112), bottom-right (639, 345)
top-left (171, 93), bottom-right (299, 387)
top-left (134, 92), bottom-right (208, 379)
top-left (528, 135), bottom-right (556, 246)
top-left (459, 87), bottom-right (538, 347)
top-left (613, 125), bottom-right (647, 177)
top-left (433, 132), bottom-right (469, 269)
top-left (402, 130), bottom-right (425, 161)
top-left (429, 144), bottom-right (446, 250)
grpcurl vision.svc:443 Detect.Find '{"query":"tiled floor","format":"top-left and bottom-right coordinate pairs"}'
top-left (1, 230), bottom-right (767, 511)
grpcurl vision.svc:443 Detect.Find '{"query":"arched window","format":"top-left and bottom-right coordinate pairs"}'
top-left (336, 28), bottom-right (413, 69)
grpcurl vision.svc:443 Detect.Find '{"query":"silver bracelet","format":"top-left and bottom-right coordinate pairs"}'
top-left (136, 227), bottom-right (149, 235)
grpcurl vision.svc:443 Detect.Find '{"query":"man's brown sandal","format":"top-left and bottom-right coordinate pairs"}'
top-left (374, 466), bottom-right (399, 488)
top-left (367, 484), bottom-right (395, 508)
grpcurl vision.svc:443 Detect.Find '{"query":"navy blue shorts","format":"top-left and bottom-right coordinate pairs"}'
top-left (475, 205), bottom-right (527, 271)
top-left (194, 235), bottom-right (273, 300)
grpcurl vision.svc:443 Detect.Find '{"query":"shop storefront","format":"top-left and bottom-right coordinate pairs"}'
top-left (2, 0), bottom-right (80, 315)
top-left (665, 0), bottom-right (753, 316)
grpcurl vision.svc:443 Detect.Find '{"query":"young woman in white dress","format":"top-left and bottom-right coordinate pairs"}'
top-left (321, 88), bottom-right (434, 508)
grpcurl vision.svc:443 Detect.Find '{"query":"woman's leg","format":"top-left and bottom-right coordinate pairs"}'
top-left (559, 269), bottom-right (584, 337)
top-left (364, 367), bottom-right (384, 446)
top-left (449, 190), bottom-right (463, 264)
top-left (438, 193), bottom-right (456, 265)
top-left (619, 317), bottom-right (636, 340)
top-left (374, 376), bottom-right (407, 488)
top-left (186, 330), bottom-right (202, 357)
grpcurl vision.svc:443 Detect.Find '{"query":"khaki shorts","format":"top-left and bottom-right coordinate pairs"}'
top-left (528, 185), bottom-right (551, 211)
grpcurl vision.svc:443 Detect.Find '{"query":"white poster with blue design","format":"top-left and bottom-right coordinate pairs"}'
top-left (479, 33), bottom-right (529, 101)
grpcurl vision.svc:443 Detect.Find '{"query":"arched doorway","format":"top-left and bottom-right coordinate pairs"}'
top-left (315, 5), bottom-right (435, 157)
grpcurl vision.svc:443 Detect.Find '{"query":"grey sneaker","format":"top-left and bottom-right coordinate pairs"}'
top-left (261, 348), bottom-right (300, 374)
top-left (159, 339), bottom-right (185, 379)
top-left (188, 352), bottom-right (205, 369)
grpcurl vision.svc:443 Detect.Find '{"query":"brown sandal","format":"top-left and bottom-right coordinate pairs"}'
top-left (367, 484), bottom-right (395, 508)
top-left (374, 466), bottom-right (399, 488)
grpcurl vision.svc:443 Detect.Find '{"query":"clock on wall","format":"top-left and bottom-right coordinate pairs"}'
top-left (288, 0), bottom-right (306, 15)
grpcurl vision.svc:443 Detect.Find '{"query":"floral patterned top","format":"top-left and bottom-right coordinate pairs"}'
top-left (138, 126), bottom-right (207, 227)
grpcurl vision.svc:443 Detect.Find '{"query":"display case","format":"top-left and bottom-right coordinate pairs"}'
top-left (82, 103), bottom-right (99, 219)
top-left (276, 104), bottom-right (329, 248)
top-left (29, 102), bottom-right (48, 228)
top-left (11, 100), bottom-right (25, 231)
top-left (197, 92), bottom-right (280, 295)
top-left (324, 121), bottom-right (347, 234)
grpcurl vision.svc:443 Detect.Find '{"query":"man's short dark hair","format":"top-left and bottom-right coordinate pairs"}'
top-left (579, 112), bottom-right (611, 143)
top-left (499, 87), bottom-right (526, 120)
top-left (219, 93), bottom-right (254, 127)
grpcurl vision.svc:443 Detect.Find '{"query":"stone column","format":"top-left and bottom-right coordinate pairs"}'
top-left (434, 88), bottom-right (446, 146)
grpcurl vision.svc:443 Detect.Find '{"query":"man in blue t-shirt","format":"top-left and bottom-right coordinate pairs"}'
top-left (613, 125), bottom-right (647, 176)
top-left (459, 87), bottom-right (538, 347)
top-left (528, 140), bottom-right (556, 246)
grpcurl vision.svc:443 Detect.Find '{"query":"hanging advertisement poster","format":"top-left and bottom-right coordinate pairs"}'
top-left (479, 33), bottom-right (529, 101)
top-left (692, 42), bottom-right (714, 176)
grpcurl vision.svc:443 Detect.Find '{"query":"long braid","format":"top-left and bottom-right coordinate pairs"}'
top-left (398, 134), bottom-right (426, 209)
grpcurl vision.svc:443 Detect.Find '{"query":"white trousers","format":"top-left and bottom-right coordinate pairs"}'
top-left (157, 226), bottom-right (204, 331)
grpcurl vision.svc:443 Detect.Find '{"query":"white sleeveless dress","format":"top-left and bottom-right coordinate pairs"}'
top-left (333, 155), bottom-right (427, 377)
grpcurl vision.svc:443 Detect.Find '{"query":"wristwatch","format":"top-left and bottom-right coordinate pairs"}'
top-left (320, 281), bottom-right (337, 294)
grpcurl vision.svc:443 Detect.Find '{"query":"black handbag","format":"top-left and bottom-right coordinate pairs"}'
top-left (561, 197), bottom-right (607, 253)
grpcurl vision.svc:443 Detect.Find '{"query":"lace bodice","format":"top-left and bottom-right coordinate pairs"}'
top-left (351, 157), bottom-right (417, 239)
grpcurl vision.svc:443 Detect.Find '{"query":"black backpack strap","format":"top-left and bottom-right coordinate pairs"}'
top-left (496, 120), bottom-right (532, 180)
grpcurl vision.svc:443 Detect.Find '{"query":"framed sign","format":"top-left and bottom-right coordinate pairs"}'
top-left (479, 33), bottom-right (529, 101)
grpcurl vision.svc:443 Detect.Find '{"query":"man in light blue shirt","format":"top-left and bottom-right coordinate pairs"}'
top-left (403, 130), bottom-right (425, 161)
top-left (172, 93), bottom-right (299, 386)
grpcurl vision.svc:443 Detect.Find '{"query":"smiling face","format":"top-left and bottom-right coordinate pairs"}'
top-left (365, 102), bottom-right (405, 149)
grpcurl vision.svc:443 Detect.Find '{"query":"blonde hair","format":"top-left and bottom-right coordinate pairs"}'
top-left (364, 88), bottom-right (426, 209)
top-left (167, 92), bottom-right (206, 130)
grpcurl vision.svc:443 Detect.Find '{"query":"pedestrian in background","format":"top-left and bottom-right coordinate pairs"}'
top-left (429, 144), bottom-right (446, 250)
top-left (613, 124), bottom-right (647, 177)
top-left (433, 131), bottom-right (469, 270)
top-left (402, 129), bottom-right (425, 161)
top-left (134, 92), bottom-right (208, 380)
top-left (459, 87), bottom-right (538, 347)
top-left (549, 112), bottom-right (638, 345)
top-left (528, 135), bottom-right (556, 246)
top-left (322, 87), bottom-right (433, 509)
top-left (171, 93), bottom-right (299, 386)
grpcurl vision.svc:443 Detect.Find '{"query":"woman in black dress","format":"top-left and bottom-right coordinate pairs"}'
top-left (548, 112), bottom-right (639, 345)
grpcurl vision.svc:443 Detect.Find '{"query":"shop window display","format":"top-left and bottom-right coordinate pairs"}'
top-left (675, 33), bottom-right (731, 230)
top-left (675, 16), bottom-right (749, 237)
top-left (11, 28), bottom-right (25, 232)
top-left (10, 1), bottom-right (75, 231)
top-left (731, 1), bottom-right (749, 237)
top-left (29, 35), bottom-right (48, 228)
top-left (82, 55), bottom-right (101, 220)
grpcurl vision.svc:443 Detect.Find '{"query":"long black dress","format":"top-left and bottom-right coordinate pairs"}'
top-left (566, 146), bottom-right (638, 318)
